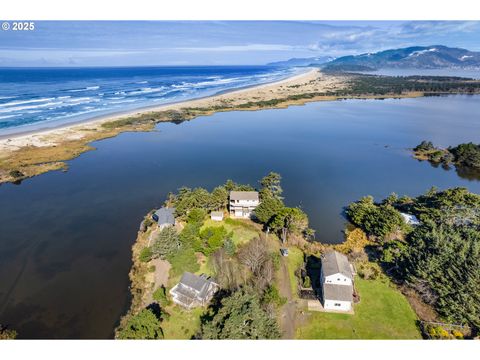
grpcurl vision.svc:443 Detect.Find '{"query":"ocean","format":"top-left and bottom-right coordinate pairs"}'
top-left (0, 66), bottom-right (300, 135)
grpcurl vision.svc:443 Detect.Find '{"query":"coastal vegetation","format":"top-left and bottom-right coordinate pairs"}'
top-left (200, 289), bottom-right (281, 339)
top-left (116, 308), bottom-right (164, 340)
top-left (3, 71), bottom-right (480, 186)
top-left (342, 74), bottom-right (480, 96)
top-left (345, 187), bottom-right (480, 336)
top-left (413, 140), bottom-right (480, 178)
top-left (117, 172), bottom-right (311, 340)
top-left (117, 171), bottom-right (434, 340)
top-left (0, 325), bottom-right (17, 340)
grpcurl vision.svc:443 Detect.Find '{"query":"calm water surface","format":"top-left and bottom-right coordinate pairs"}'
top-left (1, 95), bottom-right (479, 338)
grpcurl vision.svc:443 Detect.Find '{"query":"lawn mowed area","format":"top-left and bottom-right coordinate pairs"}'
top-left (286, 246), bottom-right (304, 299)
top-left (161, 306), bottom-right (203, 339)
top-left (296, 277), bottom-right (421, 339)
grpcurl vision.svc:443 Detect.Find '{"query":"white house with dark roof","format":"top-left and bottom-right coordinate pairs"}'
top-left (152, 207), bottom-right (175, 230)
top-left (320, 250), bottom-right (354, 312)
top-left (229, 191), bottom-right (260, 218)
top-left (169, 272), bottom-right (218, 309)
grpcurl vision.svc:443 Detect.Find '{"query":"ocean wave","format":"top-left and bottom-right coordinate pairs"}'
top-left (0, 114), bottom-right (16, 120)
top-left (1, 97), bottom-right (55, 107)
top-left (0, 101), bottom-right (64, 114)
top-left (66, 97), bottom-right (96, 103)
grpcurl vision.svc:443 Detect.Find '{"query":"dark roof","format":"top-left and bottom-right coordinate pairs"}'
top-left (230, 191), bottom-right (259, 201)
top-left (179, 272), bottom-right (211, 298)
top-left (321, 250), bottom-right (353, 279)
top-left (153, 207), bottom-right (175, 225)
top-left (323, 283), bottom-right (353, 302)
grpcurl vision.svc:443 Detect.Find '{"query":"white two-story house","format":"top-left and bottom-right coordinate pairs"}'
top-left (229, 191), bottom-right (260, 218)
top-left (320, 250), bottom-right (354, 312)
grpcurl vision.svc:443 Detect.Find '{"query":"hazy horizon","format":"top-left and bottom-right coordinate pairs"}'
top-left (1, 21), bottom-right (479, 67)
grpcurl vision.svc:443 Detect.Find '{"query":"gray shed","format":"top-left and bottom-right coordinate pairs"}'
top-left (152, 207), bottom-right (175, 228)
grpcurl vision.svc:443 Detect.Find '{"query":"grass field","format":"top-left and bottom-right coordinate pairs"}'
top-left (161, 306), bottom-right (203, 339)
top-left (285, 246), bottom-right (304, 299)
top-left (201, 218), bottom-right (261, 245)
top-left (296, 277), bottom-right (421, 339)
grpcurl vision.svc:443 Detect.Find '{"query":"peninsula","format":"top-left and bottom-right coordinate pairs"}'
top-left (2, 70), bottom-right (480, 185)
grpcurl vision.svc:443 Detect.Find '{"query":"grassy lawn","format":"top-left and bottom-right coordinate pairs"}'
top-left (286, 246), bottom-right (304, 299)
top-left (296, 277), bottom-right (421, 339)
top-left (201, 218), bottom-right (261, 245)
top-left (162, 306), bottom-right (203, 339)
top-left (196, 252), bottom-right (213, 276)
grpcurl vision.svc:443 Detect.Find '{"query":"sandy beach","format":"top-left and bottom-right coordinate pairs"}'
top-left (0, 68), bottom-right (356, 183)
top-left (0, 68), bottom-right (337, 150)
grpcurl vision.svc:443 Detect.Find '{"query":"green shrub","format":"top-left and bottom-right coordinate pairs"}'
top-left (116, 308), bottom-right (163, 339)
top-left (357, 261), bottom-right (381, 280)
top-left (199, 226), bottom-right (232, 255)
top-left (223, 237), bottom-right (237, 256)
top-left (187, 208), bottom-right (207, 224)
top-left (139, 247), bottom-right (153, 262)
top-left (153, 286), bottom-right (170, 307)
top-left (167, 244), bottom-right (200, 278)
top-left (262, 285), bottom-right (287, 307)
top-left (303, 276), bottom-right (311, 288)
top-left (270, 251), bottom-right (281, 271)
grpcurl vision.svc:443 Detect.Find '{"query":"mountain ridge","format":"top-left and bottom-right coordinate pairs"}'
top-left (269, 45), bottom-right (480, 70)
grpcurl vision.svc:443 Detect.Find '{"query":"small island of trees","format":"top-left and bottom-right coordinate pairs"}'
top-left (413, 140), bottom-right (480, 179)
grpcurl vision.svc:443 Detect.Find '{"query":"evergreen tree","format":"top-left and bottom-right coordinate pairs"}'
top-left (254, 196), bottom-right (284, 224)
top-left (151, 227), bottom-right (180, 259)
top-left (260, 172), bottom-right (283, 200)
top-left (117, 308), bottom-right (163, 340)
top-left (201, 290), bottom-right (281, 339)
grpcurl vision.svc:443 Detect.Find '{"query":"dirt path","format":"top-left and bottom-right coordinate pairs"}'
top-left (278, 257), bottom-right (297, 339)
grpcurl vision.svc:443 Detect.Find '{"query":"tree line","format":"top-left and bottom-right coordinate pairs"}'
top-left (346, 187), bottom-right (480, 332)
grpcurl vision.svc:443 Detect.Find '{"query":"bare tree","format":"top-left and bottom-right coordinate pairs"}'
top-left (238, 237), bottom-right (274, 291)
top-left (211, 249), bottom-right (245, 290)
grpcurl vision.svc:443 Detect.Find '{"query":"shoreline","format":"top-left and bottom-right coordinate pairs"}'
top-left (0, 68), bottom-right (313, 141)
top-left (0, 68), bottom-right (350, 184)
top-left (2, 68), bottom-right (479, 184)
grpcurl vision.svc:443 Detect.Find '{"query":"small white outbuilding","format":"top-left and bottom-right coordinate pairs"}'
top-left (210, 211), bottom-right (224, 221)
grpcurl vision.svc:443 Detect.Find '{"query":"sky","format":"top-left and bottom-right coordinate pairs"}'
top-left (0, 21), bottom-right (479, 67)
